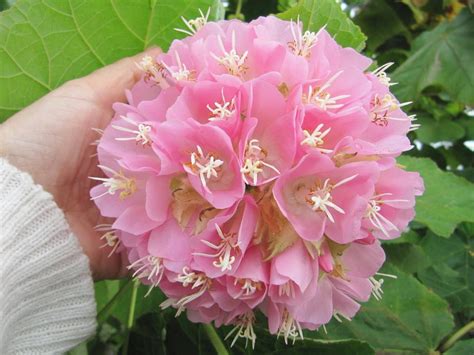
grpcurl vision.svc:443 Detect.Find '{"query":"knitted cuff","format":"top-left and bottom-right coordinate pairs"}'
top-left (0, 159), bottom-right (97, 354)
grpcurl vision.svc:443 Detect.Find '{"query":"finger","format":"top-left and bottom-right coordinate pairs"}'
top-left (81, 47), bottom-right (163, 105)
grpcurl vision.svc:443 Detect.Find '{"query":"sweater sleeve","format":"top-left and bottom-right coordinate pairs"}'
top-left (0, 159), bottom-right (97, 354)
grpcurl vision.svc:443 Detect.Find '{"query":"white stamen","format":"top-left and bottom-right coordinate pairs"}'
top-left (89, 165), bottom-right (136, 200)
top-left (288, 18), bottom-right (326, 58)
top-left (136, 55), bottom-right (167, 84)
top-left (95, 224), bottom-right (120, 257)
top-left (193, 224), bottom-right (240, 272)
top-left (369, 272), bottom-right (397, 301)
top-left (225, 311), bottom-right (257, 349)
top-left (372, 62), bottom-right (398, 86)
top-left (278, 282), bottom-right (295, 298)
top-left (306, 175), bottom-right (357, 222)
top-left (371, 94), bottom-right (413, 127)
top-left (211, 31), bottom-right (248, 76)
top-left (234, 278), bottom-right (260, 298)
top-left (365, 193), bottom-right (408, 237)
top-left (408, 114), bottom-right (420, 131)
top-left (278, 309), bottom-right (304, 345)
top-left (161, 267), bottom-right (211, 316)
top-left (303, 71), bottom-right (350, 110)
top-left (174, 8), bottom-right (210, 36)
top-left (189, 145), bottom-right (224, 190)
top-left (161, 51), bottom-right (195, 81)
top-left (128, 255), bottom-right (164, 297)
top-left (301, 123), bottom-right (333, 153)
top-left (241, 139), bottom-right (280, 185)
top-left (207, 90), bottom-right (236, 121)
top-left (112, 115), bottom-right (153, 146)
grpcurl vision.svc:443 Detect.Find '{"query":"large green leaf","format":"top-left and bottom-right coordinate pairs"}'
top-left (277, 0), bottom-right (367, 51)
top-left (445, 339), bottom-right (474, 355)
top-left (0, 0), bottom-right (223, 121)
top-left (398, 156), bottom-right (474, 237)
top-left (266, 339), bottom-right (374, 355)
top-left (417, 225), bottom-right (474, 315)
top-left (354, 0), bottom-right (410, 52)
top-left (317, 264), bottom-right (454, 354)
top-left (415, 115), bottom-right (466, 144)
top-left (384, 242), bottom-right (431, 274)
top-left (392, 9), bottom-right (474, 104)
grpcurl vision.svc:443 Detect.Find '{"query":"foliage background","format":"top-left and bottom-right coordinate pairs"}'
top-left (0, 0), bottom-right (473, 354)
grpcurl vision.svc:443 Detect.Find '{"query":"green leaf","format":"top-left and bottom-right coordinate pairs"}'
top-left (94, 280), bottom-right (120, 314)
top-left (398, 156), bottom-right (474, 237)
top-left (0, 0), bottom-right (223, 121)
top-left (269, 339), bottom-right (374, 355)
top-left (277, 0), bottom-right (367, 51)
top-left (417, 226), bottom-right (474, 315)
top-left (392, 9), bottom-right (474, 105)
top-left (415, 115), bottom-right (465, 144)
top-left (66, 342), bottom-right (88, 355)
top-left (354, 0), bottom-right (410, 52)
top-left (318, 264), bottom-right (454, 353)
top-left (445, 339), bottom-right (474, 355)
top-left (384, 242), bottom-right (431, 274)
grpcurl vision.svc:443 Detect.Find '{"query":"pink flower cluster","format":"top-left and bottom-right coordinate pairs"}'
top-left (91, 14), bottom-right (424, 346)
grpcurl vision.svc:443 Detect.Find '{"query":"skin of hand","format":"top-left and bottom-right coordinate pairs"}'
top-left (0, 47), bottom-right (162, 280)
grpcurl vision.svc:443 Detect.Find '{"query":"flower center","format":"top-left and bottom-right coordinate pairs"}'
top-left (288, 20), bottom-right (325, 58)
top-left (136, 55), bottom-right (167, 84)
top-left (112, 115), bottom-right (153, 146)
top-left (278, 309), bottom-right (304, 345)
top-left (161, 267), bottom-right (211, 316)
top-left (90, 166), bottom-right (137, 200)
top-left (305, 175), bottom-right (357, 222)
top-left (207, 90), bottom-right (236, 121)
top-left (241, 139), bottom-right (280, 185)
top-left (303, 71), bottom-right (350, 110)
top-left (301, 123), bottom-right (332, 153)
top-left (211, 31), bottom-right (248, 76)
top-left (175, 8), bottom-right (210, 36)
top-left (370, 94), bottom-right (412, 126)
top-left (278, 282), bottom-right (296, 298)
top-left (225, 311), bottom-right (257, 349)
top-left (365, 193), bottom-right (408, 237)
top-left (194, 224), bottom-right (240, 272)
top-left (162, 51), bottom-right (196, 81)
top-left (235, 279), bottom-right (261, 298)
top-left (188, 145), bottom-right (224, 189)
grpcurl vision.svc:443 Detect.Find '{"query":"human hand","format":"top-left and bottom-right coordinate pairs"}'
top-left (0, 47), bottom-right (162, 280)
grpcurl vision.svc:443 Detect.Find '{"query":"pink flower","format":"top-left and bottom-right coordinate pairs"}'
top-left (153, 119), bottom-right (245, 208)
top-left (273, 151), bottom-right (379, 243)
top-left (90, 14), bottom-right (424, 348)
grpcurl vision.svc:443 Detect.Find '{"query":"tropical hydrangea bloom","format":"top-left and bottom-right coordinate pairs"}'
top-left (91, 14), bottom-right (424, 347)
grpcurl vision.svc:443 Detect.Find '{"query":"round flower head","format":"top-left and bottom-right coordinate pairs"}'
top-left (91, 13), bottom-right (424, 348)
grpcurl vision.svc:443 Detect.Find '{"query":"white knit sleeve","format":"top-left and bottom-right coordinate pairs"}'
top-left (0, 159), bottom-right (97, 354)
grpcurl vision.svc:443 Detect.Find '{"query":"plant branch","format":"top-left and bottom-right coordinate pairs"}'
top-left (203, 323), bottom-right (229, 355)
top-left (440, 320), bottom-right (474, 352)
top-left (234, 0), bottom-right (243, 18)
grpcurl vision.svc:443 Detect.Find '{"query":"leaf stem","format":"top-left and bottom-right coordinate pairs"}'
top-left (234, 0), bottom-right (243, 18)
top-left (203, 323), bottom-right (229, 355)
top-left (440, 320), bottom-right (474, 352)
top-left (122, 279), bottom-right (140, 355)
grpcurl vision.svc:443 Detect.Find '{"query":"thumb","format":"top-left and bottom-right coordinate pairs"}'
top-left (81, 46), bottom-right (163, 105)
